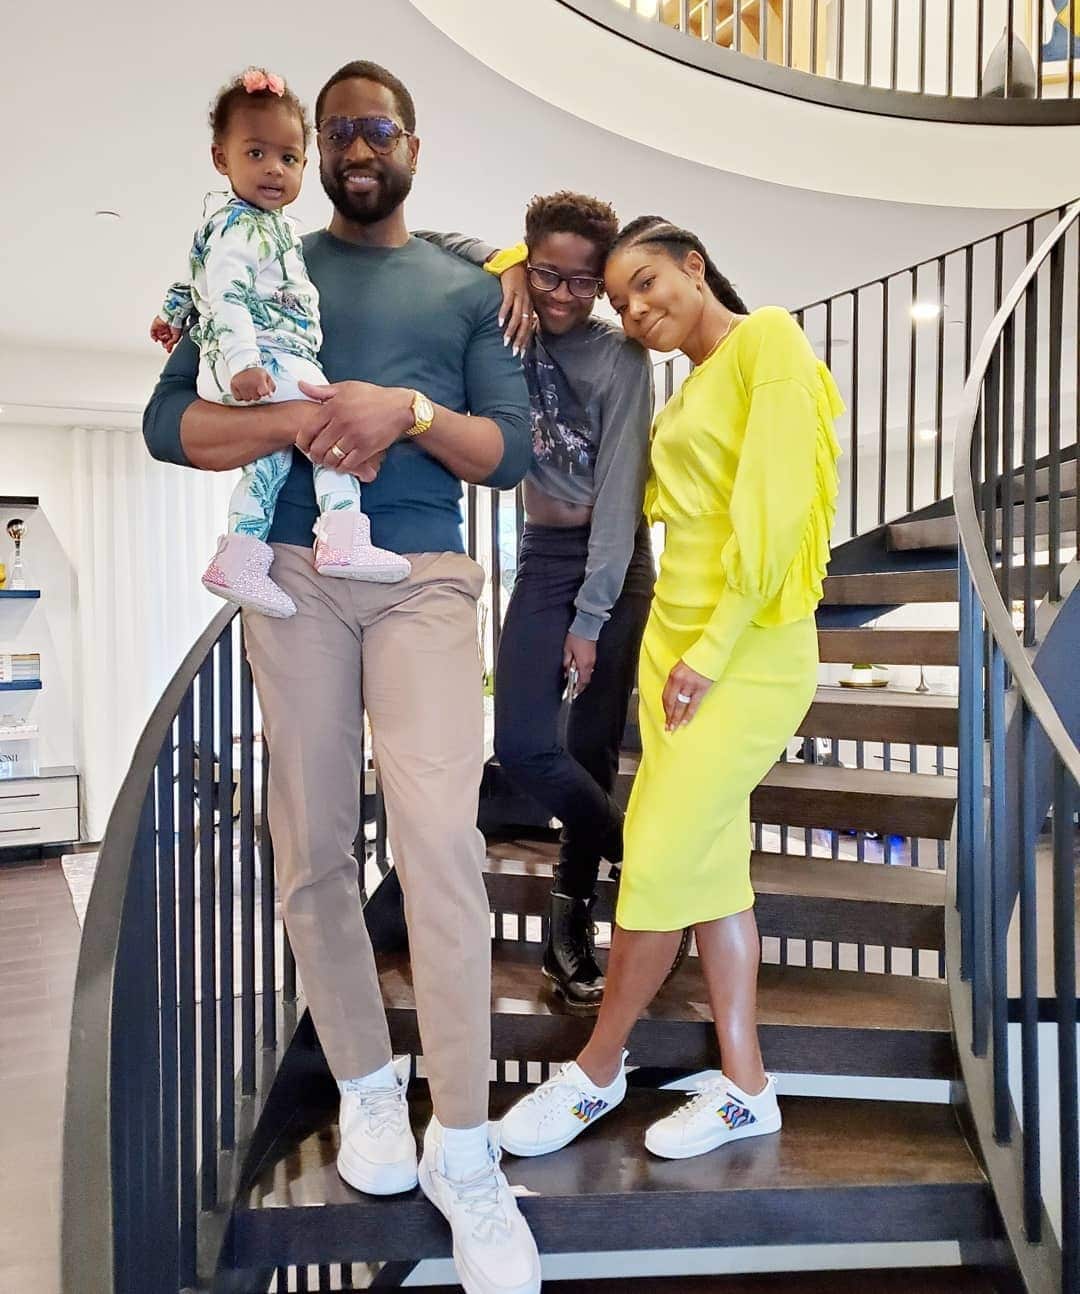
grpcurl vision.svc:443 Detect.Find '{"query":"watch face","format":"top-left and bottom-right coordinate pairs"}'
top-left (417, 393), bottom-right (434, 422)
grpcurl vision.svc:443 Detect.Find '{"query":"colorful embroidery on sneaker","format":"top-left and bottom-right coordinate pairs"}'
top-left (717, 1099), bottom-right (755, 1130)
top-left (571, 1096), bottom-right (609, 1123)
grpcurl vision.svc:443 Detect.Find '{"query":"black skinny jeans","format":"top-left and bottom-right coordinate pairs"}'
top-left (493, 521), bottom-right (654, 899)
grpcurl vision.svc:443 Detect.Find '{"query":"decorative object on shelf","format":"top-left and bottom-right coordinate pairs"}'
top-left (0, 561), bottom-right (5, 589)
top-left (838, 663), bottom-right (891, 689)
top-left (982, 28), bottom-right (1038, 97)
top-left (0, 719), bottom-right (40, 778)
top-left (5, 519), bottom-right (27, 590)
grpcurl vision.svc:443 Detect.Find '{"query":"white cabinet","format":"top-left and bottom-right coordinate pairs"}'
top-left (0, 766), bottom-right (79, 849)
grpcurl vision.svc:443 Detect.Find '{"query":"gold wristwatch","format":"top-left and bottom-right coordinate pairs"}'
top-left (406, 389), bottom-right (435, 438)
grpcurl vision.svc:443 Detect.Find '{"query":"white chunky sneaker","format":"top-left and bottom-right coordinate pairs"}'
top-left (419, 1118), bottom-right (541, 1294)
top-left (336, 1055), bottom-right (418, 1195)
top-left (499, 1052), bottom-right (628, 1158)
top-left (644, 1073), bottom-right (782, 1160)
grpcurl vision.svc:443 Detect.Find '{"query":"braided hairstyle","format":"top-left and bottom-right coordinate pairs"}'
top-left (610, 216), bottom-right (749, 314)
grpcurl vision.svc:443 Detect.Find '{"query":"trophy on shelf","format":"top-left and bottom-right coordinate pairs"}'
top-left (6, 519), bottom-right (27, 590)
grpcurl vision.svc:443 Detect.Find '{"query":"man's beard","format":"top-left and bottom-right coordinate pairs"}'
top-left (321, 160), bottom-right (413, 225)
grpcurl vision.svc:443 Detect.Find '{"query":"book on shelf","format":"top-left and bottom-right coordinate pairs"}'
top-left (0, 653), bottom-right (41, 682)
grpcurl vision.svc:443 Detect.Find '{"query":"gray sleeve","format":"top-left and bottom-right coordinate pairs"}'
top-left (570, 341), bottom-right (654, 640)
top-left (412, 230), bottom-right (499, 269)
top-left (142, 331), bottom-right (200, 468)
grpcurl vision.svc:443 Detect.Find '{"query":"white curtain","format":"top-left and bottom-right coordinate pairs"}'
top-left (70, 426), bottom-right (235, 839)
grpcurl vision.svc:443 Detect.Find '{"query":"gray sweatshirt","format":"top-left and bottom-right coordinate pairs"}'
top-left (415, 231), bottom-right (654, 640)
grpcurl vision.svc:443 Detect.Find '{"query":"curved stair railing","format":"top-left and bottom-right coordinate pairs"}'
top-left (560, 0), bottom-right (1080, 122)
top-left (60, 605), bottom-right (394, 1293)
top-left (951, 199), bottom-right (1080, 1293)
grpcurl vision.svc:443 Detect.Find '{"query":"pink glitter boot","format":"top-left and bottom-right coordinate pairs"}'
top-left (201, 534), bottom-right (297, 618)
top-left (313, 512), bottom-right (411, 583)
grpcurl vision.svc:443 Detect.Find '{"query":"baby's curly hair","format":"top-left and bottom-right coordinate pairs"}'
top-left (210, 68), bottom-right (312, 147)
top-left (524, 191), bottom-right (620, 261)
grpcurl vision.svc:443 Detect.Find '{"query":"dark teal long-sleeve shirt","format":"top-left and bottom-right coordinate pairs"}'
top-left (143, 231), bottom-right (532, 555)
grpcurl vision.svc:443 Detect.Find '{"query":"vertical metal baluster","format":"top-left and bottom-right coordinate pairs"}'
top-left (882, 741), bottom-right (892, 872)
top-left (176, 688), bottom-right (197, 1282)
top-left (934, 257), bottom-right (946, 500)
top-left (964, 243), bottom-right (975, 379)
top-left (467, 483), bottom-right (478, 562)
top-left (1053, 761), bottom-right (1078, 1290)
top-left (917, 0), bottom-right (926, 92)
top-left (217, 627), bottom-right (235, 1149)
top-left (879, 278), bottom-right (889, 524)
top-left (946, 0), bottom-right (955, 96)
top-left (1018, 701), bottom-right (1041, 1242)
top-left (983, 340), bottom-right (1001, 581)
top-left (835, 0), bottom-right (845, 80)
top-left (1022, 262), bottom-right (1039, 646)
top-left (239, 634), bottom-right (257, 1093)
top-left (1037, 0), bottom-right (1047, 97)
top-left (907, 267), bottom-right (918, 514)
top-left (137, 789), bottom-right (162, 1293)
top-left (889, 0), bottom-right (898, 88)
top-left (811, 0), bottom-right (819, 73)
top-left (261, 731), bottom-right (277, 1046)
top-left (297, 1265), bottom-right (309, 1292)
top-left (784, 0), bottom-right (793, 68)
top-left (1047, 233), bottom-right (1064, 602)
top-left (956, 554), bottom-right (972, 986)
top-left (970, 618), bottom-right (989, 1057)
top-left (988, 644), bottom-right (1009, 1140)
top-left (1071, 0), bottom-right (1078, 97)
top-left (154, 734), bottom-right (180, 1288)
top-left (515, 481), bottom-right (525, 554)
top-left (197, 658), bottom-right (218, 1208)
top-left (678, 0), bottom-right (689, 33)
top-left (491, 491), bottom-right (503, 660)
top-left (850, 291), bottom-right (860, 537)
top-left (1005, 0), bottom-right (1015, 96)
top-left (1001, 316), bottom-right (1016, 613)
top-left (864, 0), bottom-right (872, 85)
top-left (856, 739), bottom-right (866, 864)
top-left (664, 359), bottom-right (674, 402)
top-left (761, 0), bottom-right (768, 62)
top-left (975, 0), bottom-right (985, 96)
top-left (910, 744), bottom-right (920, 869)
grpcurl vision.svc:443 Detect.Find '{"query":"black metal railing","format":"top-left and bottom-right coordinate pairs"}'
top-left (952, 200), bottom-right (1080, 1294)
top-left (61, 606), bottom-right (392, 1292)
top-left (561, 0), bottom-right (1080, 122)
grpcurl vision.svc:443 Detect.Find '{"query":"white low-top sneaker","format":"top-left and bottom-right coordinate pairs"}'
top-left (336, 1055), bottom-right (419, 1195)
top-left (499, 1053), bottom-right (628, 1158)
top-left (644, 1073), bottom-right (782, 1160)
top-left (419, 1118), bottom-right (541, 1294)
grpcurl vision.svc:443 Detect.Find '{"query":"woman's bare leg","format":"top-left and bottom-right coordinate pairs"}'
top-left (692, 906), bottom-right (767, 1095)
top-left (576, 924), bottom-right (684, 1086)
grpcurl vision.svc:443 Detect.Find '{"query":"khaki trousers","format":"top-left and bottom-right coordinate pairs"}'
top-left (243, 545), bottom-right (492, 1127)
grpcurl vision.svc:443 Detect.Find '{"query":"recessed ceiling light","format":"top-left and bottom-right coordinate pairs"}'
top-left (94, 209), bottom-right (122, 221)
top-left (911, 301), bottom-right (941, 321)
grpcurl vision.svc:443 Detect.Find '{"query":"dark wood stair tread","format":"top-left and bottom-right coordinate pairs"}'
top-left (817, 627), bottom-right (959, 666)
top-left (379, 940), bottom-right (953, 1078)
top-left (822, 569), bottom-right (958, 605)
top-left (799, 685), bottom-right (958, 744)
top-left (483, 841), bottom-right (946, 951)
top-left (233, 1087), bottom-right (995, 1266)
top-left (420, 1270), bottom-right (1001, 1293)
top-left (887, 496), bottom-right (1078, 552)
top-left (752, 762), bottom-right (958, 840)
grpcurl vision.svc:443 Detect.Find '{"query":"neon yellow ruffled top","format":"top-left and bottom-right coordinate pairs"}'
top-left (644, 306), bottom-right (844, 681)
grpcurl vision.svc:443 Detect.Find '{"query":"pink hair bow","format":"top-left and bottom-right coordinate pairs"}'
top-left (242, 68), bottom-right (285, 96)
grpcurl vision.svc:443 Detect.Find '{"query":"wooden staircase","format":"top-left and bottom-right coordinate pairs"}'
top-left (234, 563), bottom-right (1016, 1287)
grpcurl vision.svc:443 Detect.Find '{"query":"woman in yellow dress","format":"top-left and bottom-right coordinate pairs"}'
top-left (501, 217), bottom-right (843, 1162)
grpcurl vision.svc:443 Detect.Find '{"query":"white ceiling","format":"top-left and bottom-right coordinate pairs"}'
top-left (2, 0), bottom-right (1038, 363)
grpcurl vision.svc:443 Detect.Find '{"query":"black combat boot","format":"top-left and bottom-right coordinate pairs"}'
top-left (541, 891), bottom-right (605, 1012)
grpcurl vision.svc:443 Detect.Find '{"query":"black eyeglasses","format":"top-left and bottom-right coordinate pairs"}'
top-left (527, 264), bottom-right (603, 300)
top-left (317, 115), bottom-right (413, 155)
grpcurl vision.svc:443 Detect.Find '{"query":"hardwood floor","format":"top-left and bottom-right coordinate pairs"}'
top-left (0, 855), bottom-right (81, 1294)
